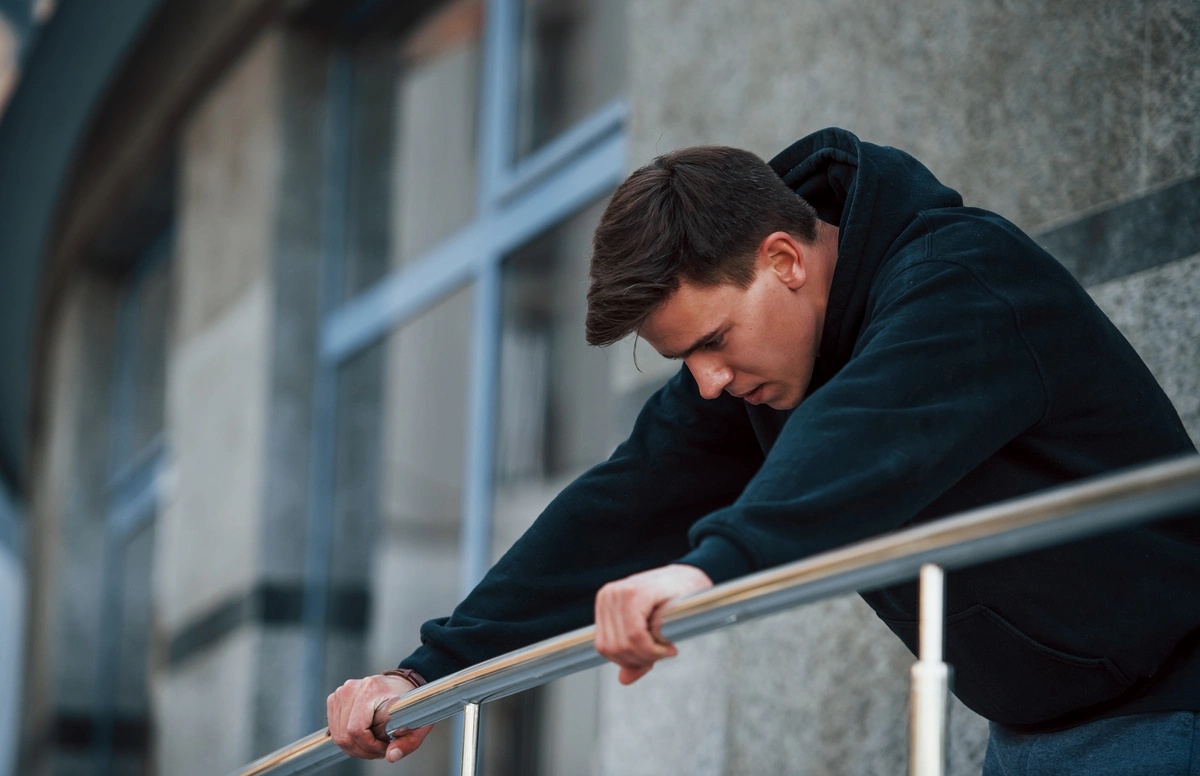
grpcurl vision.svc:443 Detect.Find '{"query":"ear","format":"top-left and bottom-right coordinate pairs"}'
top-left (760, 232), bottom-right (807, 290)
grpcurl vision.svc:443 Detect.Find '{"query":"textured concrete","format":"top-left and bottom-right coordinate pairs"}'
top-left (258, 32), bottom-right (328, 583)
top-left (727, 598), bottom-right (988, 776)
top-left (1089, 252), bottom-right (1200, 444)
top-left (598, 630), bottom-right (734, 776)
top-left (594, 596), bottom-right (988, 776)
top-left (175, 32), bottom-right (281, 344)
top-left (155, 627), bottom-right (259, 775)
top-left (160, 282), bottom-right (269, 633)
top-left (19, 278), bottom-right (119, 775)
top-left (627, 0), bottom-right (1199, 236)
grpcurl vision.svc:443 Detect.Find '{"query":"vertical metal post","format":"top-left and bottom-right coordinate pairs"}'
top-left (459, 703), bottom-right (482, 776)
top-left (909, 563), bottom-right (949, 776)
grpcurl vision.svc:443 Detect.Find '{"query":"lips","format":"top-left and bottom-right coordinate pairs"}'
top-left (739, 384), bottom-right (767, 404)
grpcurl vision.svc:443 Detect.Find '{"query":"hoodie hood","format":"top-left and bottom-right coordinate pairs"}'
top-left (769, 128), bottom-right (963, 372)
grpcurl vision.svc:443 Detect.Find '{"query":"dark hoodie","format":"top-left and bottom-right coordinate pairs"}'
top-left (402, 128), bottom-right (1200, 729)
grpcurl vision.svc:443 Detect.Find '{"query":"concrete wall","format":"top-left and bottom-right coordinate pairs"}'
top-left (19, 278), bottom-right (121, 776)
top-left (157, 29), bottom-right (332, 773)
top-left (601, 1), bottom-right (1200, 774)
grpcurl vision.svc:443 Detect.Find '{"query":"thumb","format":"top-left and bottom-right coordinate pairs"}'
top-left (385, 723), bottom-right (433, 763)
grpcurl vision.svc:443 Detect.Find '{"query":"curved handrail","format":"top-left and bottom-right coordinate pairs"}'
top-left (232, 454), bottom-right (1200, 775)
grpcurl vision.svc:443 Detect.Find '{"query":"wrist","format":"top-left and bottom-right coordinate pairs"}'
top-left (383, 668), bottom-right (427, 689)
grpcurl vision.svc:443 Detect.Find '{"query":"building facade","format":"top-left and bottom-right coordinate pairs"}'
top-left (0, 0), bottom-right (1196, 774)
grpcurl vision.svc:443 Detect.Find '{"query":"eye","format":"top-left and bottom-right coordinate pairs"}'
top-left (702, 334), bottom-right (724, 351)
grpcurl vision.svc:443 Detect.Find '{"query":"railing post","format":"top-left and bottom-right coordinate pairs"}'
top-left (460, 702), bottom-right (481, 776)
top-left (909, 563), bottom-right (949, 776)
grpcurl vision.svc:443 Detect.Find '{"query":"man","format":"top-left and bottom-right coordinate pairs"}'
top-left (328, 128), bottom-right (1200, 772)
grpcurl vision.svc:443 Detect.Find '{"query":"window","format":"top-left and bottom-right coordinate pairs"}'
top-left (307, 0), bottom-right (627, 770)
top-left (94, 234), bottom-right (172, 776)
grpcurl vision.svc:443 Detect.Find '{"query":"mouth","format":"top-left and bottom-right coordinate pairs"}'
top-left (737, 384), bottom-right (767, 404)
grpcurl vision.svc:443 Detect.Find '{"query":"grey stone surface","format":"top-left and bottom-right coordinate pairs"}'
top-left (725, 599), bottom-right (910, 776)
top-left (258, 32), bottom-right (329, 583)
top-left (1037, 176), bottom-right (1200, 287)
top-left (251, 628), bottom-right (314, 757)
top-left (627, 0), bottom-right (1199, 234)
top-left (1142, 1), bottom-right (1200, 187)
top-left (1088, 252), bottom-right (1200, 445)
top-left (176, 32), bottom-right (281, 344)
top-left (160, 282), bottom-right (269, 634)
top-left (20, 278), bottom-right (119, 773)
top-left (726, 597), bottom-right (987, 776)
top-left (597, 629), bottom-right (734, 776)
top-left (155, 627), bottom-right (259, 776)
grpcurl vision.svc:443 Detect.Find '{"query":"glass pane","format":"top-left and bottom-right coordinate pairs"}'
top-left (495, 198), bottom-right (612, 496)
top-left (111, 520), bottom-right (156, 776)
top-left (111, 251), bottom-right (170, 467)
top-left (131, 256), bottom-right (170, 454)
top-left (486, 200), bottom-right (612, 775)
top-left (328, 284), bottom-right (476, 776)
top-left (515, 0), bottom-right (626, 160)
top-left (341, 2), bottom-right (482, 301)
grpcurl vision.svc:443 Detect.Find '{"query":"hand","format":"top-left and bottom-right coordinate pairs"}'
top-left (594, 564), bottom-right (713, 685)
top-left (327, 673), bottom-right (433, 763)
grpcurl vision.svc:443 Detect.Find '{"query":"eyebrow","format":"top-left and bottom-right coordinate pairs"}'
top-left (659, 327), bottom-right (723, 360)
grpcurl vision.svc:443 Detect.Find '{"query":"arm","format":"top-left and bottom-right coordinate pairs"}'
top-left (596, 259), bottom-right (1048, 676)
top-left (398, 365), bottom-right (764, 680)
top-left (329, 368), bottom-right (760, 760)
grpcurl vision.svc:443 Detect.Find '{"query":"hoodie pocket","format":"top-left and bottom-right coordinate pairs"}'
top-left (881, 604), bottom-right (1133, 726)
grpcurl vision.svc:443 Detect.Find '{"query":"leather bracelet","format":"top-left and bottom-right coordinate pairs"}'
top-left (383, 668), bottom-right (427, 688)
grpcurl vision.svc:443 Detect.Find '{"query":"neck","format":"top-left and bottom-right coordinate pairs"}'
top-left (811, 220), bottom-right (840, 305)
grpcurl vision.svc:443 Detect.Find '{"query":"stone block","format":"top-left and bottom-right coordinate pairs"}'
top-left (627, 0), bottom-right (1197, 234)
top-left (177, 32), bottom-right (280, 344)
top-left (1088, 253), bottom-right (1200, 444)
top-left (597, 629), bottom-right (733, 776)
top-left (155, 627), bottom-right (258, 776)
top-left (159, 283), bottom-right (268, 633)
top-left (725, 597), bottom-right (912, 776)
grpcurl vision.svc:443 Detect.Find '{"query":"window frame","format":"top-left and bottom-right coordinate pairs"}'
top-left (301, 0), bottom-right (628, 735)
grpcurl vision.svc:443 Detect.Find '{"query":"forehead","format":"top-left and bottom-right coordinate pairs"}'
top-left (639, 281), bottom-right (744, 353)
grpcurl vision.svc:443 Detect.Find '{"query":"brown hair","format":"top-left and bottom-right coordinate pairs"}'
top-left (585, 145), bottom-right (818, 347)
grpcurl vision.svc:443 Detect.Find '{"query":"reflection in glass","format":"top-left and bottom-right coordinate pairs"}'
top-left (516, 0), bottom-right (626, 160)
top-left (110, 522), bottom-right (156, 776)
top-left (486, 199), bottom-right (613, 776)
top-left (330, 285), bottom-right (476, 776)
top-left (341, 1), bottom-right (482, 301)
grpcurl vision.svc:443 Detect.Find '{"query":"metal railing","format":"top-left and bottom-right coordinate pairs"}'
top-left (232, 454), bottom-right (1200, 776)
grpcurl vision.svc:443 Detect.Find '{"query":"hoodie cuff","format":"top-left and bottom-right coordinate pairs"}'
top-left (399, 647), bottom-right (466, 684)
top-left (677, 534), bottom-right (756, 585)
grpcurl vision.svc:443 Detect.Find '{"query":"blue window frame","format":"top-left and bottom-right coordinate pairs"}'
top-left (301, 0), bottom-right (628, 747)
top-left (93, 230), bottom-right (172, 775)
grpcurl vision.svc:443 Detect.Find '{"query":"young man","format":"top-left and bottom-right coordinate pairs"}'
top-left (328, 128), bottom-right (1200, 772)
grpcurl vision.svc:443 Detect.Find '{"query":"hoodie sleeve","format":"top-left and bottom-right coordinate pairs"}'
top-left (399, 366), bottom-right (764, 680)
top-left (679, 258), bottom-right (1049, 583)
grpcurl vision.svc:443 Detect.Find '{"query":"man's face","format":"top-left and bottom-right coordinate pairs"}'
top-left (639, 239), bottom-right (824, 411)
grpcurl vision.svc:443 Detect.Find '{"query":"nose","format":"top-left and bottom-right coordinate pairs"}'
top-left (686, 355), bottom-right (733, 400)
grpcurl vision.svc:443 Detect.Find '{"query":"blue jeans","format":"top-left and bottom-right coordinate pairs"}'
top-left (983, 712), bottom-right (1200, 775)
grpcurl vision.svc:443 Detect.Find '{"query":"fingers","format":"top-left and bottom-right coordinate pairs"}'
top-left (385, 723), bottom-right (434, 763)
top-left (328, 674), bottom-right (423, 760)
top-left (594, 565), bottom-right (711, 684)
